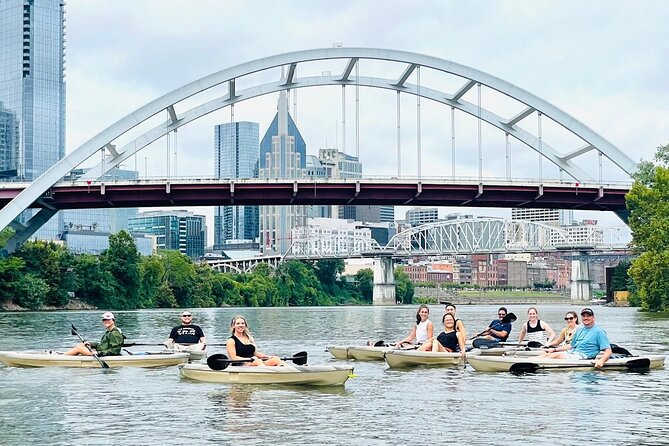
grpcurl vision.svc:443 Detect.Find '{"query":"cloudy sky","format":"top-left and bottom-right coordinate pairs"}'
top-left (64, 0), bottom-right (669, 240)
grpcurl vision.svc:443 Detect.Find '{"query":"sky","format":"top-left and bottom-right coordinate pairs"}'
top-left (63, 0), bottom-right (669, 243)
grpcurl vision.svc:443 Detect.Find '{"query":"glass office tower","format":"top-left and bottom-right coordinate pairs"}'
top-left (0, 0), bottom-right (66, 238)
top-left (213, 121), bottom-right (260, 248)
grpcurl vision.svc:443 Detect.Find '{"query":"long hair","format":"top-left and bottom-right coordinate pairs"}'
top-left (230, 315), bottom-right (255, 345)
top-left (415, 304), bottom-right (430, 325)
top-left (565, 311), bottom-right (579, 325)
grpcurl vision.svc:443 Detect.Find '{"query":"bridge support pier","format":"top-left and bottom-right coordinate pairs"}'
top-left (373, 257), bottom-right (396, 305)
top-left (570, 256), bottom-right (591, 304)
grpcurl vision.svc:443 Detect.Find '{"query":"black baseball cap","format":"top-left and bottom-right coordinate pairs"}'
top-left (581, 308), bottom-right (594, 316)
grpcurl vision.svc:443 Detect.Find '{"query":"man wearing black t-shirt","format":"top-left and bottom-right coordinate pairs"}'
top-left (165, 311), bottom-right (206, 350)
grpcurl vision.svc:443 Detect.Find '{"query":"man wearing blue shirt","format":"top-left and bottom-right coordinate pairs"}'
top-left (544, 308), bottom-right (612, 368)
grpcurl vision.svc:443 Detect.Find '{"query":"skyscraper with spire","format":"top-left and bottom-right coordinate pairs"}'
top-left (258, 90), bottom-right (307, 254)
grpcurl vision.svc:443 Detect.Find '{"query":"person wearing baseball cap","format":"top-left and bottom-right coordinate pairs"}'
top-left (164, 311), bottom-right (206, 353)
top-left (541, 308), bottom-right (612, 368)
top-left (64, 311), bottom-right (125, 357)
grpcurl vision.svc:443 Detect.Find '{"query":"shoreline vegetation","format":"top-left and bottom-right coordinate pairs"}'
top-left (0, 231), bottom-right (414, 312)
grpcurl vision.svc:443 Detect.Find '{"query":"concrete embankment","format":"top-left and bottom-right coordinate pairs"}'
top-left (414, 287), bottom-right (571, 305)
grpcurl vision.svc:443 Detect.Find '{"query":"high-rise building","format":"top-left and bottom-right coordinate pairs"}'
top-left (406, 207), bottom-right (439, 226)
top-left (0, 0), bottom-right (66, 239)
top-left (258, 91), bottom-right (307, 254)
top-left (316, 148), bottom-right (394, 222)
top-left (511, 208), bottom-right (560, 226)
top-left (128, 210), bottom-right (206, 259)
top-left (213, 121), bottom-right (259, 248)
top-left (305, 155), bottom-right (331, 218)
top-left (0, 101), bottom-right (19, 175)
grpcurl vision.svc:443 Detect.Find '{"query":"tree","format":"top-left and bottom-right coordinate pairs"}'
top-left (14, 274), bottom-right (49, 310)
top-left (314, 259), bottom-right (344, 294)
top-left (160, 250), bottom-right (197, 308)
top-left (626, 143), bottom-right (669, 311)
top-left (15, 241), bottom-right (75, 307)
top-left (277, 260), bottom-right (324, 306)
top-left (395, 266), bottom-right (414, 304)
top-left (610, 260), bottom-right (632, 292)
top-left (100, 231), bottom-right (141, 309)
top-left (0, 256), bottom-right (26, 303)
top-left (355, 268), bottom-right (374, 303)
top-left (72, 254), bottom-right (117, 308)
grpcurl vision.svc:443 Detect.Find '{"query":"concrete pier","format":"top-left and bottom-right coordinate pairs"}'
top-left (373, 256), bottom-right (396, 305)
top-left (570, 257), bottom-right (591, 304)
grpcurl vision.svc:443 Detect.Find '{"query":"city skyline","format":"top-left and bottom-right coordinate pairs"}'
top-left (9, 1), bottom-right (667, 243)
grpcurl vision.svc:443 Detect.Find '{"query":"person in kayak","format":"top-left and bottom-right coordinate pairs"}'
top-left (226, 315), bottom-right (282, 366)
top-left (64, 312), bottom-right (124, 357)
top-left (165, 310), bottom-right (206, 352)
top-left (417, 313), bottom-right (466, 358)
top-left (394, 304), bottom-right (434, 348)
top-left (444, 303), bottom-right (467, 340)
top-left (542, 308), bottom-right (612, 368)
top-left (516, 307), bottom-right (556, 346)
top-left (471, 307), bottom-right (513, 347)
top-left (545, 311), bottom-right (579, 347)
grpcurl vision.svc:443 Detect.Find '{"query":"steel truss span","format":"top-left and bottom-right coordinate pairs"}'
top-left (388, 218), bottom-right (618, 255)
top-left (0, 48), bottom-right (637, 251)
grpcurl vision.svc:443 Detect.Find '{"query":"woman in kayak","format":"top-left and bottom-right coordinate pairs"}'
top-left (417, 313), bottom-right (466, 358)
top-left (517, 307), bottom-right (556, 346)
top-left (64, 312), bottom-right (124, 357)
top-left (394, 304), bottom-right (434, 348)
top-left (546, 311), bottom-right (579, 347)
top-left (226, 315), bottom-right (282, 366)
top-left (444, 303), bottom-right (467, 340)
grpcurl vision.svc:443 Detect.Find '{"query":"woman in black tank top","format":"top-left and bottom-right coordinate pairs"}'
top-left (417, 313), bottom-right (466, 358)
top-left (226, 315), bottom-right (283, 367)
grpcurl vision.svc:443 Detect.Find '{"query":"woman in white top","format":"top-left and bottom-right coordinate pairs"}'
top-left (517, 307), bottom-right (556, 346)
top-left (395, 304), bottom-right (434, 347)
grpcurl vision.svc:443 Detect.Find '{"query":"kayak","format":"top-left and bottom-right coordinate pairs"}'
top-left (468, 354), bottom-right (665, 373)
top-left (180, 363), bottom-right (354, 386)
top-left (162, 344), bottom-right (207, 361)
top-left (0, 351), bottom-right (190, 368)
top-left (349, 345), bottom-right (395, 361)
top-left (384, 349), bottom-right (481, 368)
top-left (326, 345), bottom-right (351, 360)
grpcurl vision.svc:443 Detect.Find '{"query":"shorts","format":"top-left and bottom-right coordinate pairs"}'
top-left (565, 351), bottom-right (588, 360)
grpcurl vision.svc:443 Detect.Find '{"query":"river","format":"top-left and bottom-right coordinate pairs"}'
top-left (0, 304), bottom-right (667, 445)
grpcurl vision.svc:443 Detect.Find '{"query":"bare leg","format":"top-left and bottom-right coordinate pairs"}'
top-left (63, 343), bottom-right (93, 356)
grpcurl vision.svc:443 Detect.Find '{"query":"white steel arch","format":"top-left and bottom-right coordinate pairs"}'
top-left (0, 47), bottom-right (637, 250)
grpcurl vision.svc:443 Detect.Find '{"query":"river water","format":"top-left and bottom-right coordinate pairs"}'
top-left (0, 304), bottom-right (667, 446)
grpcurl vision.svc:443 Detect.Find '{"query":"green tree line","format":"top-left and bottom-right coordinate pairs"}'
top-left (0, 231), bottom-right (414, 310)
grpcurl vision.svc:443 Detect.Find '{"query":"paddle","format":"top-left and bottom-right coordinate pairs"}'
top-left (509, 357), bottom-right (651, 375)
top-left (469, 313), bottom-right (517, 340)
top-left (207, 352), bottom-right (308, 371)
top-left (70, 323), bottom-right (110, 369)
top-left (123, 342), bottom-right (223, 347)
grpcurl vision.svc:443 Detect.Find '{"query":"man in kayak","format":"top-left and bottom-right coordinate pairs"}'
top-left (64, 312), bottom-right (124, 357)
top-left (542, 308), bottom-right (612, 368)
top-left (165, 310), bottom-right (207, 351)
top-left (471, 307), bottom-right (513, 348)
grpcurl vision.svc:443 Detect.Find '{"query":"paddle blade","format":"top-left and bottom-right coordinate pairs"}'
top-left (291, 351), bottom-right (308, 365)
top-left (373, 340), bottom-right (386, 347)
top-left (610, 344), bottom-right (632, 356)
top-left (526, 341), bottom-right (544, 349)
top-left (207, 353), bottom-right (231, 371)
top-left (502, 313), bottom-right (517, 324)
top-left (626, 358), bottom-right (651, 372)
top-left (509, 362), bottom-right (540, 375)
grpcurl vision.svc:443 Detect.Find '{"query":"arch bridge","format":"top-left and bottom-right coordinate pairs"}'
top-left (0, 47), bottom-right (636, 252)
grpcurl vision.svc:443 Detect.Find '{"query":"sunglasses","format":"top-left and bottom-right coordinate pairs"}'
top-left (564, 317), bottom-right (575, 321)
top-left (182, 315), bottom-right (192, 318)
top-left (581, 313), bottom-right (593, 317)
top-left (498, 313), bottom-right (506, 316)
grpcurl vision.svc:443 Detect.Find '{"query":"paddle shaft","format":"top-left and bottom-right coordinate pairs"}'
top-left (71, 324), bottom-right (110, 369)
top-left (510, 357), bottom-right (650, 374)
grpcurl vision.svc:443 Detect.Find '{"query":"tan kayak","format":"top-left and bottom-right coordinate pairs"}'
top-left (384, 349), bottom-right (481, 368)
top-left (326, 345), bottom-right (351, 359)
top-left (180, 363), bottom-right (354, 386)
top-left (468, 354), bottom-right (665, 373)
top-left (0, 351), bottom-right (190, 368)
top-left (162, 344), bottom-right (207, 361)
